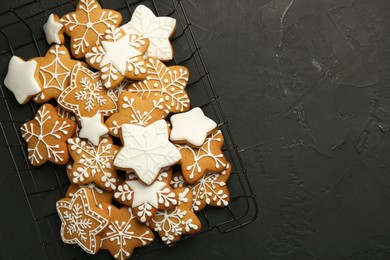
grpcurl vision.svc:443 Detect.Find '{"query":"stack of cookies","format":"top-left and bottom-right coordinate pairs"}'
top-left (4, 0), bottom-right (232, 259)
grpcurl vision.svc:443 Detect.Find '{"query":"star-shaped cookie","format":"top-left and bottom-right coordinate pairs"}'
top-left (114, 120), bottom-right (181, 185)
top-left (85, 26), bottom-right (149, 88)
top-left (60, 0), bottom-right (122, 58)
top-left (79, 113), bottom-right (108, 146)
top-left (121, 4), bottom-right (177, 61)
top-left (20, 104), bottom-right (76, 166)
top-left (4, 56), bottom-right (42, 104)
top-left (43, 14), bottom-right (64, 45)
top-left (170, 107), bottom-right (217, 147)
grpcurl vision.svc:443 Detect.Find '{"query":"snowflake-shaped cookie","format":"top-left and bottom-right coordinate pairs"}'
top-left (67, 136), bottom-right (119, 191)
top-left (100, 204), bottom-right (154, 260)
top-left (171, 163), bottom-right (231, 212)
top-left (57, 63), bottom-right (117, 119)
top-left (32, 45), bottom-right (83, 103)
top-left (114, 120), bottom-right (181, 185)
top-left (56, 188), bottom-right (109, 254)
top-left (176, 130), bottom-right (227, 184)
top-left (129, 58), bottom-right (190, 114)
top-left (121, 4), bottom-right (176, 61)
top-left (148, 187), bottom-right (201, 244)
top-left (20, 104), bottom-right (76, 166)
top-left (85, 26), bottom-right (149, 89)
top-left (105, 92), bottom-right (168, 138)
top-left (66, 162), bottom-right (114, 205)
top-left (114, 174), bottom-right (177, 223)
top-left (60, 0), bottom-right (122, 58)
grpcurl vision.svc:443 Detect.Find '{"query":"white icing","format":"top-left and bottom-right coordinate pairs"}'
top-left (43, 14), bottom-right (63, 45)
top-left (56, 188), bottom-right (109, 254)
top-left (128, 180), bottom-right (166, 208)
top-left (4, 56), bottom-right (41, 104)
top-left (121, 5), bottom-right (176, 61)
top-left (101, 34), bottom-right (141, 74)
top-left (113, 120), bottom-right (181, 185)
top-left (129, 58), bottom-right (190, 113)
top-left (21, 104), bottom-right (72, 165)
top-left (60, 0), bottom-right (120, 57)
top-left (79, 113), bottom-right (108, 146)
top-left (170, 107), bottom-right (217, 146)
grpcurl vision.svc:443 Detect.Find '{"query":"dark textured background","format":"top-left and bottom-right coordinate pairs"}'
top-left (1, 0), bottom-right (390, 259)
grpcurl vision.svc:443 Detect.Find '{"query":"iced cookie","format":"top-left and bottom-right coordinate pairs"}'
top-left (43, 14), bottom-right (65, 45)
top-left (121, 5), bottom-right (176, 61)
top-left (67, 136), bottom-right (119, 191)
top-left (20, 104), bottom-right (76, 166)
top-left (176, 129), bottom-right (227, 184)
top-left (105, 92), bottom-right (167, 138)
top-left (4, 56), bottom-right (42, 104)
top-left (148, 187), bottom-right (201, 244)
top-left (170, 107), bottom-right (217, 147)
top-left (113, 120), bottom-right (181, 185)
top-left (32, 45), bottom-right (84, 103)
top-left (99, 204), bottom-right (154, 259)
top-left (114, 172), bottom-right (177, 223)
top-left (56, 188), bottom-right (109, 254)
top-left (129, 57), bottom-right (190, 114)
top-left (171, 163), bottom-right (231, 212)
top-left (60, 0), bottom-right (122, 58)
top-left (85, 25), bottom-right (149, 88)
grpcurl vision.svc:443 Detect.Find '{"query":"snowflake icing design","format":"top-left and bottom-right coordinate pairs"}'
top-left (76, 77), bottom-right (107, 112)
top-left (100, 205), bottom-right (154, 259)
top-left (67, 136), bottom-right (119, 190)
top-left (60, 0), bottom-right (121, 58)
top-left (56, 188), bottom-right (109, 254)
top-left (129, 58), bottom-right (190, 113)
top-left (21, 104), bottom-right (75, 166)
top-left (176, 130), bottom-right (227, 183)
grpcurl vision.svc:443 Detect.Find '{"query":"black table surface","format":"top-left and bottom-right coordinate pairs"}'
top-left (2, 0), bottom-right (390, 259)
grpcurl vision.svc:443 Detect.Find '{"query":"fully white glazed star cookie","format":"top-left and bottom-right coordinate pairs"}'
top-left (4, 56), bottom-right (42, 104)
top-left (43, 14), bottom-right (64, 45)
top-left (79, 113), bottom-right (109, 146)
top-left (121, 5), bottom-right (176, 61)
top-left (114, 120), bottom-right (181, 185)
top-left (170, 107), bottom-right (217, 147)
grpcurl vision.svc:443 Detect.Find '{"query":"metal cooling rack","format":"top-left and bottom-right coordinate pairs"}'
top-left (0, 0), bottom-right (258, 259)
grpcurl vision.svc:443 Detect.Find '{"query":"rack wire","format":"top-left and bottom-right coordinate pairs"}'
top-left (0, 0), bottom-right (258, 259)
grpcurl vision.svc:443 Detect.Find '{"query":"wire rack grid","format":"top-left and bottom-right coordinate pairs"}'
top-left (0, 0), bottom-right (258, 259)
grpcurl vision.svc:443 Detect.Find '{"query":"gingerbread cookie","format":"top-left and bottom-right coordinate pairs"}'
top-left (114, 172), bottom-right (177, 223)
top-left (148, 187), bottom-right (201, 244)
top-left (43, 14), bottom-right (65, 45)
top-left (105, 92), bottom-right (167, 138)
top-left (127, 167), bottom-right (172, 184)
top-left (99, 204), bottom-right (154, 259)
top-left (114, 120), bottom-right (181, 185)
top-left (170, 107), bottom-right (217, 147)
top-left (57, 63), bottom-right (116, 144)
top-left (66, 162), bottom-right (114, 205)
top-left (129, 58), bottom-right (190, 114)
top-left (4, 56), bottom-right (42, 104)
top-left (32, 45), bottom-right (83, 103)
top-left (176, 129), bottom-right (227, 184)
top-left (121, 5), bottom-right (177, 61)
top-left (85, 25), bottom-right (149, 88)
top-left (20, 104), bottom-right (76, 166)
top-left (56, 188), bottom-right (109, 254)
top-left (171, 163), bottom-right (231, 212)
top-left (60, 0), bottom-right (122, 58)
top-left (67, 136), bottom-right (119, 191)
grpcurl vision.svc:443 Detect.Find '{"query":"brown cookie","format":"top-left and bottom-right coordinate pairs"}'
top-left (99, 204), bottom-right (154, 259)
top-left (20, 104), bottom-right (76, 166)
top-left (32, 45), bottom-right (84, 103)
top-left (148, 187), bottom-right (201, 244)
top-left (67, 136), bottom-right (119, 191)
top-left (105, 92), bottom-right (168, 138)
top-left (60, 0), bottom-right (122, 59)
top-left (56, 187), bottom-right (109, 254)
top-left (175, 129), bottom-right (227, 184)
top-left (85, 26), bottom-right (149, 88)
